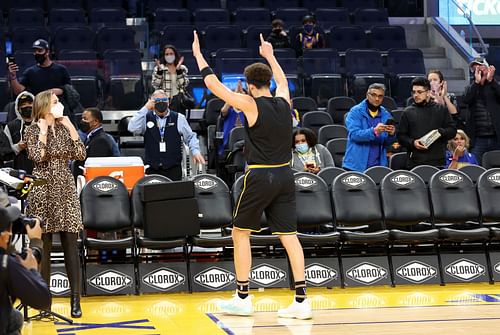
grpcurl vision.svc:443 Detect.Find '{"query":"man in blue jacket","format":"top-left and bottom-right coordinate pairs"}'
top-left (343, 83), bottom-right (396, 172)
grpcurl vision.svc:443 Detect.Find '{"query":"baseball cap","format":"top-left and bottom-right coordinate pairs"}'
top-left (32, 39), bottom-right (49, 50)
top-left (0, 191), bottom-right (21, 232)
top-left (469, 57), bottom-right (489, 69)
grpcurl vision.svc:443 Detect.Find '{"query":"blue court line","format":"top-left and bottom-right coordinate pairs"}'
top-left (55, 319), bottom-right (155, 333)
top-left (207, 313), bottom-right (235, 335)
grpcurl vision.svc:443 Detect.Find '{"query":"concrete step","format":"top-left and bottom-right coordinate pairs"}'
top-left (424, 57), bottom-right (451, 69)
top-left (420, 47), bottom-right (446, 58)
top-left (440, 67), bottom-right (466, 80)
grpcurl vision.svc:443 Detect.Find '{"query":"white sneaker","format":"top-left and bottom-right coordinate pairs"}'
top-left (277, 299), bottom-right (312, 320)
top-left (218, 294), bottom-right (253, 316)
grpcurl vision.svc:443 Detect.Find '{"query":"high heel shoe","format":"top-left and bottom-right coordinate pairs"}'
top-left (71, 294), bottom-right (82, 318)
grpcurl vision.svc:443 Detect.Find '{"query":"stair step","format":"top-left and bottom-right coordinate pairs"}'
top-left (439, 68), bottom-right (466, 80)
top-left (420, 47), bottom-right (446, 57)
top-left (424, 57), bottom-right (451, 69)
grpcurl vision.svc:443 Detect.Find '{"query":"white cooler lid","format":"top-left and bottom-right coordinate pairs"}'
top-left (84, 156), bottom-right (144, 167)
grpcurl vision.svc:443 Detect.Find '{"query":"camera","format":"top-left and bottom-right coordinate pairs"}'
top-left (12, 214), bottom-right (38, 235)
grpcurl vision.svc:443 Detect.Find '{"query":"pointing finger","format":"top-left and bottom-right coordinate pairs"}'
top-left (260, 33), bottom-right (264, 44)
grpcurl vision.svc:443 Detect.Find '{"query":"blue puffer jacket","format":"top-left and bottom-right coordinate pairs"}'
top-left (342, 100), bottom-right (397, 172)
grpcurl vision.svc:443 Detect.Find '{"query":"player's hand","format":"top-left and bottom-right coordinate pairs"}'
top-left (192, 31), bottom-right (202, 58)
top-left (259, 34), bottom-right (274, 59)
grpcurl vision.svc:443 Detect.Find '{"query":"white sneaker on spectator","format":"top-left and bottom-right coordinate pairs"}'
top-left (277, 299), bottom-right (313, 320)
top-left (218, 294), bottom-right (253, 316)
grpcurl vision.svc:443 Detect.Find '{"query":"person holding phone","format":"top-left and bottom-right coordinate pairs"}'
top-left (343, 83), bottom-right (397, 172)
top-left (291, 128), bottom-right (333, 173)
top-left (446, 129), bottom-right (478, 169)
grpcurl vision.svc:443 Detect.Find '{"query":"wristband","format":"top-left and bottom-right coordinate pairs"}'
top-left (201, 66), bottom-right (214, 79)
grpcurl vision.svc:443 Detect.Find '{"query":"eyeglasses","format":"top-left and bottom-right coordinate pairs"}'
top-left (367, 92), bottom-right (384, 99)
top-left (154, 97), bottom-right (168, 102)
top-left (412, 90), bottom-right (428, 95)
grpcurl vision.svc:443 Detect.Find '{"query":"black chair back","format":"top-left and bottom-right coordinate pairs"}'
top-left (411, 165), bottom-right (439, 185)
top-left (477, 168), bottom-right (500, 223)
top-left (459, 164), bottom-right (486, 184)
top-left (364, 166), bottom-right (392, 186)
top-left (193, 174), bottom-right (233, 229)
top-left (317, 166), bottom-right (345, 189)
top-left (294, 172), bottom-right (333, 227)
top-left (131, 175), bottom-right (171, 228)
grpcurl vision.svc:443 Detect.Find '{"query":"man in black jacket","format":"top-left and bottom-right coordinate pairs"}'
top-left (0, 191), bottom-right (51, 335)
top-left (462, 58), bottom-right (500, 163)
top-left (398, 77), bottom-right (457, 169)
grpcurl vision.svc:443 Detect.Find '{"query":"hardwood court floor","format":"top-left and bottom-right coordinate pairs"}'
top-left (23, 283), bottom-right (500, 335)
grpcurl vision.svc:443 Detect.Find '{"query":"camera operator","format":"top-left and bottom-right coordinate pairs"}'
top-left (0, 191), bottom-right (51, 335)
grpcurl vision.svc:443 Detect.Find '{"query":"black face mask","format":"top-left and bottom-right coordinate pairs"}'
top-left (155, 102), bottom-right (168, 113)
top-left (273, 28), bottom-right (282, 34)
top-left (20, 106), bottom-right (32, 118)
top-left (79, 120), bottom-right (91, 133)
top-left (34, 52), bottom-right (46, 65)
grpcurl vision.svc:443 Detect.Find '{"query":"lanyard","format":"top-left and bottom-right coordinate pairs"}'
top-left (156, 115), bottom-right (169, 142)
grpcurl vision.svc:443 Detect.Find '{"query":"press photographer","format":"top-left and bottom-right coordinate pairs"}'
top-left (0, 190), bottom-right (51, 335)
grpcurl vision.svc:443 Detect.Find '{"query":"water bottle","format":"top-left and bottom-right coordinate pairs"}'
top-left (460, 30), bottom-right (466, 40)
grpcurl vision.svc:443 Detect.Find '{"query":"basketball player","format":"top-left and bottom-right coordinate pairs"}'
top-left (192, 31), bottom-right (312, 320)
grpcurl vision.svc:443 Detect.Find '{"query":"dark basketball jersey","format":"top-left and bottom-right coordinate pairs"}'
top-left (244, 96), bottom-right (292, 165)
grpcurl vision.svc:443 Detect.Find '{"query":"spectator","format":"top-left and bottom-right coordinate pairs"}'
top-left (8, 39), bottom-right (71, 97)
top-left (462, 57), bottom-right (500, 163)
top-left (428, 69), bottom-right (459, 116)
top-left (267, 19), bottom-right (291, 49)
top-left (128, 90), bottom-right (205, 180)
top-left (3, 92), bottom-right (35, 174)
top-left (294, 15), bottom-right (325, 56)
top-left (398, 77), bottom-right (456, 169)
top-left (446, 129), bottom-right (479, 169)
top-left (0, 193), bottom-right (51, 335)
top-left (217, 80), bottom-right (246, 157)
top-left (343, 83), bottom-right (396, 172)
top-left (291, 127), bottom-right (333, 173)
top-left (152, 44), bottom-right (190, 115)
top-left (74, 107), bottom-right (120, 177)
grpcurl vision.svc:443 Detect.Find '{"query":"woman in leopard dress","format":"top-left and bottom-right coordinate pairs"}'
top-left (25, 90), bottom-right (86, 318)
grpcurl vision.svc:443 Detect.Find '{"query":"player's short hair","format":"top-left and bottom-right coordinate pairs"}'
top-left (244, 63), bottom-right (273, 89)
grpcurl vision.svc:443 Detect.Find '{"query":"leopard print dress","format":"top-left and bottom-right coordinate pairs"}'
top-left (24, 123), bottom-right (86, 234)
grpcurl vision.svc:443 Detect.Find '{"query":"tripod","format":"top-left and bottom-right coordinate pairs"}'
top-left (6, 182), bottom-right (74, 325)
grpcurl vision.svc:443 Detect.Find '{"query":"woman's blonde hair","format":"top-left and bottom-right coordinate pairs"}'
top-left (447, 129), bottom-right (471, 151)
top-left (32, 90), bottom-right (53, 121)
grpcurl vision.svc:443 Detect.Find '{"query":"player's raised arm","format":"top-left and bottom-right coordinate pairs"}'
top-left (259, 34), bottom-right (290, 106)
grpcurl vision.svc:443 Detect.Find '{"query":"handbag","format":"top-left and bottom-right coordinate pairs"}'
top-left (179, 91), bottom-right (195, 110)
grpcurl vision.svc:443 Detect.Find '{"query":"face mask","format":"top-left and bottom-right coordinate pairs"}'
top-left (273, 28), bottom-right (282, 34)
top-left (20, 106), bottom-right (32, 118)
top-left (79, 120), bottom-right (91, 133)
top-left (51, 102), bottom-right (64, 118)
top-left (34, 52), bottom-right (46, 65)
top-left (296, 143), bottom-right (309, 154)
top-left (155, 102), bottom-right (168, 113)
top-left (165, 55), bottom-right (175, 64)
top-left (304, 24), bottom-right (314, 34)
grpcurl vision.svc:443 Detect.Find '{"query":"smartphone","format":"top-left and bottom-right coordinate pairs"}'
top-left (6, 55), bottom-right (15, 65)
top-left (385, 118), bottom-right (396, 126)
top-left (305, 162), bottom-right (316, 169)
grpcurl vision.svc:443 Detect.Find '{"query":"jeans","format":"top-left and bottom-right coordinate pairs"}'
top-left (471, 136), bottom-right (500, 166)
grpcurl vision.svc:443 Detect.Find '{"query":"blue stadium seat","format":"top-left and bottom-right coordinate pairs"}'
top-left (314, 8), bottom-right (350, 31)
top-left (8, 8), bottom-right (45, 30)
top-left (13, 51), bottom-right (36, 76)
top-left (203, 25), bottom-right (242, 54)
top-left (7, 0), bottom-right (44, 9)
top-left (86, 0), bottom-right (124, 11)
top-left (154, 8), bottom-right (191, 32)
top-left (0, 50), bottom-right (7, 110)
top-left (11, 27), bottom-right (50, 52)
top-left (147, 0), bottom-right (184, 12)
top-left (274, 49), bottom-right (298, 74)
top-left (264, 0), bottom-right (300, 11)
top-left (227, 0), bottom-right (263, 13)
top-left (96, 26), bottom-right (136, 55)
top-left (302, 48), bottom-right (340, 76)
top-left (244, 25), bottom-right (272, 50)
top-left (275, 8), bottom-right (310, 26)
top-left (89, 8), bottom-right (127, 30)
top-left (302, 111), bottom-right (333, 135)
top-left (327, 96), bottom-right (356, 124)
top-left (328, 25), bottom-right (368, 52)
top-left (338, 0), bottom-right (379, 13)
top-left (369, 25), bottom-right (406, 51)
top-left (386, 48), bottom-right (426, 104)
top-left (345, 48), bottom-right (386, 101)
top-left (47, 0), bottom-right (83, 9)
top-left (305, 0), bottom-right (341, 11)
top-left (49, 8), bottom-right (87, 34)
top-left (215, 48), bottom-right (254, 75)
top-left (160, 25), bottom-right (196, 51)
top-left (186, 0), bottom-right (221, 10)
top-left (234, 8), bottom-right (271, 29)
top-left (193, 8), bottom-right (230, 31)
top-left (352, 8), bottom-right (389, 30)
top-left (54, 27), bottom-right (95, 55)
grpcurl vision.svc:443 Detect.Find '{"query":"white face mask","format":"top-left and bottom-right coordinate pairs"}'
top-left (51, 102), bottom-right (64, 119)
top-left (165, 55), bottom-right (175, 64)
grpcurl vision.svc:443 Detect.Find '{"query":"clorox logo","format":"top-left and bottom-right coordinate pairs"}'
top-left (439, 172), bottom-right (463, 185)
top-left (487, 172), bottom-right (500, 185)
top-left (250, 264), bottom-right (286, 286)
top-left (88, 270), bottom-right (133, 293)
top-left (194, 267), bottom-right (235, 290)
top-left (346, 262), bottom-right (387, 285)
top-left (50, 272), bottom-right (70, 295)
top-left (92, 180), bottom-right (118, 193)
top-left (295, 176), bottom-right (317, 188)
top-left (142, 268), bottom-right (185, 291)
top-left (146, 178), bottom-right (167, 184)
top-left (445, 259), bottom-right (485, 281)
top-left (390, 173), bottom-right (415, 187)
top-left (341, 174), bottom-right (366, 188)
top-left (494, 262), bottom-right (500, 274)
top-left (396, 261), bottom-right (437, 283)
top-left (305, 263), bottom-right (337, 286)
top-left (195, 177), bottom-right (217, 190)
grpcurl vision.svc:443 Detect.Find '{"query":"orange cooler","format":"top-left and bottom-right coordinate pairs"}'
top-left (84, 156), bottom-right (145, 191)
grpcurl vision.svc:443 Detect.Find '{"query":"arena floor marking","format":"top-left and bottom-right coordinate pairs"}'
top-left (24, 283), bottom-right (500, 335)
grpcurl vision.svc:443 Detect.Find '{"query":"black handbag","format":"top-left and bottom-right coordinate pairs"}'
top-left (179, 91), bottom-right (195, 110)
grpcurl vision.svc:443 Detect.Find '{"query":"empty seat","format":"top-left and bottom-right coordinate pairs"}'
top-left (344, 48), bottom-right (385, 102)
top-left (13, 51), bottom-right (36, 75)
top-left (386, 48), bottom-right (426, 104)
top-left (328, 25), bottom-right (368, 53)
top-left (327, 96), bottom-right (356, 125)
top-left (204, 25), bottom-right (242, 54)
top-left (9, 8), bottom-right (45, 30)
top-left (245, 25), bottom-right (272, 50)
top-left (317, 166), bottom-right (345, 188)
top-left (161, 25), bottom-right (196, 50)
top-left (234, 8), bottom-right (271, 29)
top-left (54, 27), bottom-right (95, 54)
top-left (326, 138), bottom-right (347, 167)
top-left (153, 8), bottom-right (191, 32)
top-left (275, 8), bottom-right (309, 26)
top-left (381, 96), bottom-right (398, 111)
top-left (226, 0), bottom-right (262, 12)
top-left (49, 8), bottom-right (87, 33)
top-left (369, 25), bottom-right (406, 51)
top-left (339, 0), bottom-right (379, 13)
top-left (96, 27), bottom-right (136, 55)
top-left (302, 48), bottom-right (340, 76)
top-left (364, 166), bottom-right (392, 186)
top-left (11, 27), bottom-right (50, 52)
top-left (86, 0), bottom-right (123, 10)
top-left (193, 8), bottom-right (230, 31)
top-left (215, 48), bottom-right (254, 75)
top-left (458, 164), bottom-right (487, 184)
top-left (477, 168), bottom-right (500, 230)
top-left (482, 150), bottom-right (500, 169)
top-left (352, 8), bottom-right (389, 30)
top-left (410, 165), bottom-right (439, 185)
top-left (302, 111), bottom-right (333, 135)
top-left (47, 0), bottom-right (84, 8)
top-left (186, 0), bottom-right (222, 10)
top-left (314, 8), bottom-right (350, 30)
top-left (389, 152), bottom-right (408, 170)
top-left (147, 0), bottom-right (184, 12)
top-left (265, 0), bottom-right (300, 11)
top-left (317, 124), bottom-right (347, 145)
top-left (89, 8), bottom-right (126, 30)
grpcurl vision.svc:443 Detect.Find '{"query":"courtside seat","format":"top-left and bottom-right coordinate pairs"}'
top-left (477, 168), bottom-right (500, 238)
top-left (410, 165), bottom-right (439, 185)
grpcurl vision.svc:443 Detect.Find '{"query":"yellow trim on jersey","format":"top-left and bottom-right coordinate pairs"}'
top-left (233, 169), bottom-right (251, 218)
top-left (247, 162), bottom-right (290, 169)
top-left (272, 231), bottom-right (297, 235)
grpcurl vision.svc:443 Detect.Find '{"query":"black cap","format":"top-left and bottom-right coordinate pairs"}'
top-left (0, 191), bottom-right (21, 232)
top-left (32, 39), bottom-right (49, 50)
